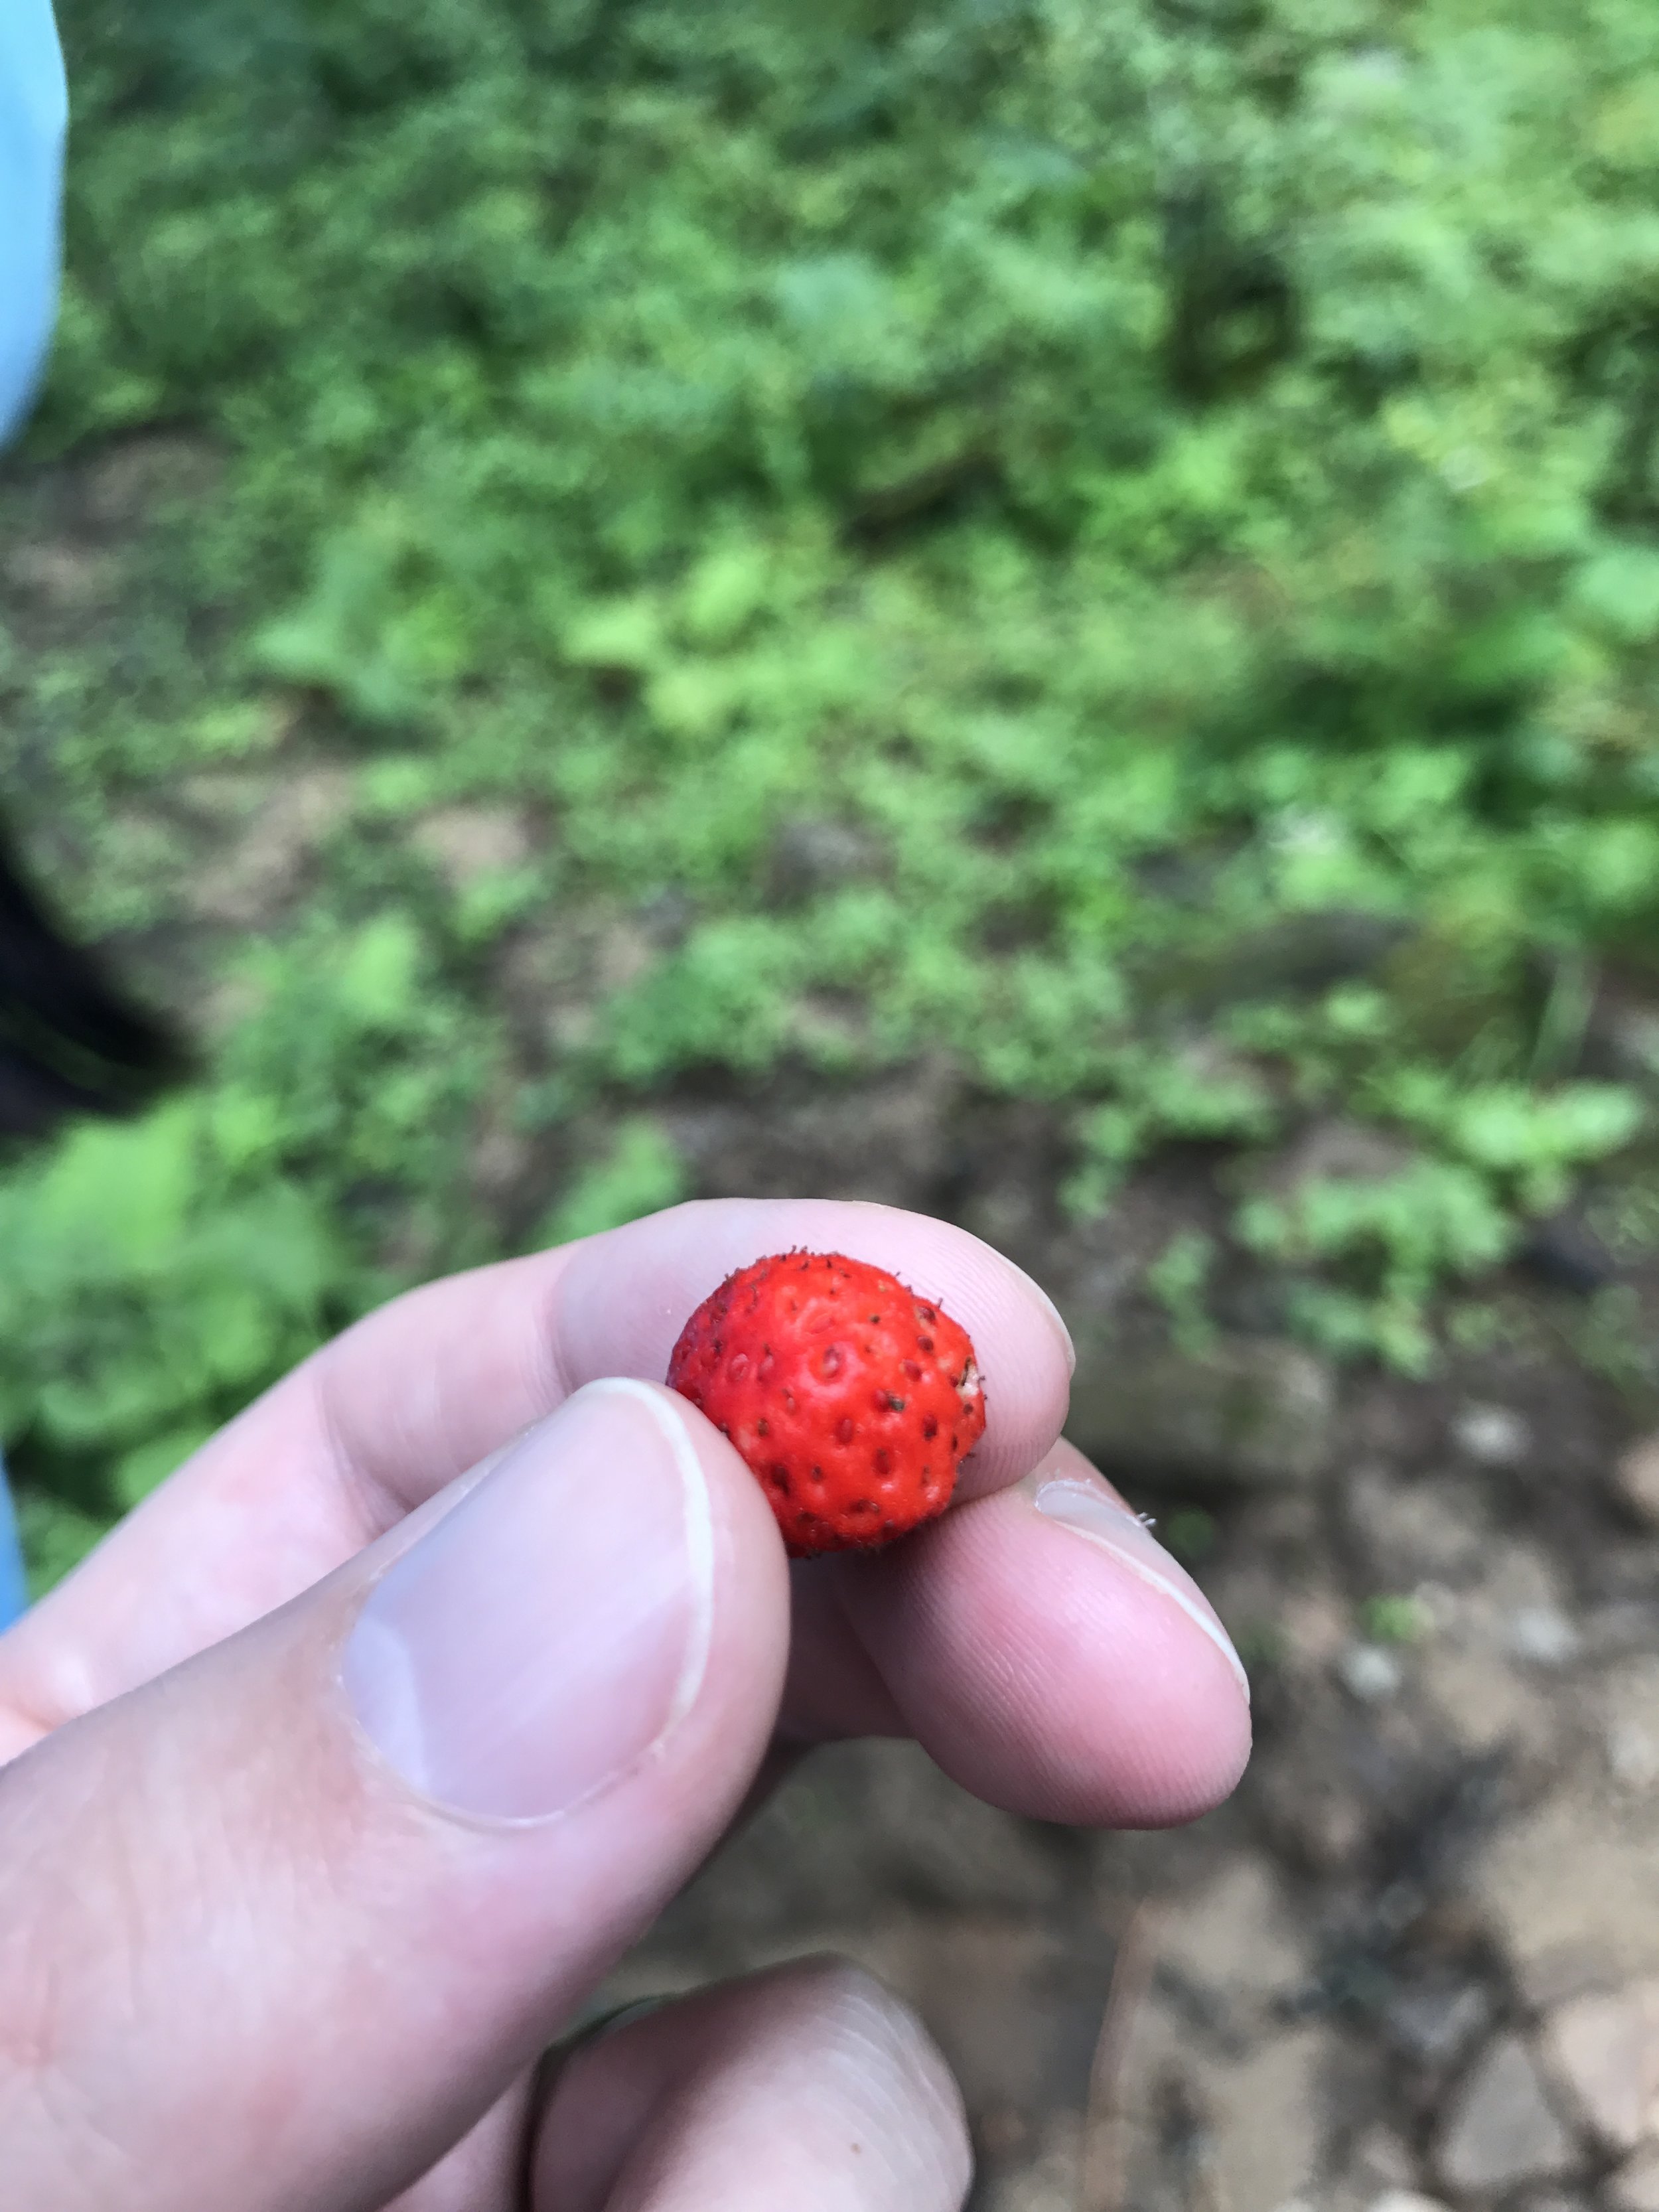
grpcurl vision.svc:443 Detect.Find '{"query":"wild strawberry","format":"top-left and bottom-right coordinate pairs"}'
top-left (666, 1249), bottom-right (986, 1558)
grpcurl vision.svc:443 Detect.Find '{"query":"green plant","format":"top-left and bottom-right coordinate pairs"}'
top-left (0, 1100), bottom-right (344, 1514)
top-left (1146, 1232), bottom-right (1218, 1359)
top-left (1360, 1593), bottom-right (1431, 1646)
top-left (539, 1118), bottom-right (688, 1247)
top-left (11, 0), bottom-right (1659, 1572)
top-left (1239, 1162), bottom-right (1514, 1373)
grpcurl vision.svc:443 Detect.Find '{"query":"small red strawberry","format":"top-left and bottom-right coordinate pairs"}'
top-left (666, 1249), bottom-right (986, 1558)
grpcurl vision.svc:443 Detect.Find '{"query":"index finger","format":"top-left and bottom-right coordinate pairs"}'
top-left (1, 1201), bottom-right (1072, 1730)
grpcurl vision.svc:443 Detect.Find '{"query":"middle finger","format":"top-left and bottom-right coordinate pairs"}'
top-left (782, 1438), bottom-right (1252, 1827)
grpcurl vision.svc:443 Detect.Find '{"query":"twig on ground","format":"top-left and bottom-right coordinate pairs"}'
top-left (1080, 1896), bottom-right (1165, 2212)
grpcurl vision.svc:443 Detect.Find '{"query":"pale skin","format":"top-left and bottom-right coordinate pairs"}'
top-left (0, 1199), bottom-right (1251, 2210)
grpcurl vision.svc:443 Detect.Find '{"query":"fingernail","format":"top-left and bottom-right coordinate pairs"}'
top-left (1032, 1476), bottom-right (1250, 1706)
top-left (342, 1379), bottom-right (714, 1822)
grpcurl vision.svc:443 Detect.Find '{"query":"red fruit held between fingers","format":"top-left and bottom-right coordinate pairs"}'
top-left (666, 1250), bottom-right (987, 1558)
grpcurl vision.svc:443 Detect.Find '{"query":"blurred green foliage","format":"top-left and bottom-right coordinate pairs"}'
top-left (1360, 1592), bottom-right (1432, 1645)
top-left (540, 1118), bottom-right (689, 1246)
top-left (9, 0), bottom-right (1659, 1569)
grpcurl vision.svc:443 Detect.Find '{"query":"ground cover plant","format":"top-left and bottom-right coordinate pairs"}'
top-left (7, 0), bottom-right (1659, 1580)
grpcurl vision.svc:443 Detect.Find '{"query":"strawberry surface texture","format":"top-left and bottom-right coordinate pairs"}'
top-left (666, 1250), bottom-right (987, 1558)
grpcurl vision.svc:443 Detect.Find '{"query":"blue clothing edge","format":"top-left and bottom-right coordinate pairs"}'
top-left (0, 0), bottom-right (66, 1623)
top-left (0, 1455), bottom-right (28, 1630)
top-left (0, 0), bottom-right (69, 444)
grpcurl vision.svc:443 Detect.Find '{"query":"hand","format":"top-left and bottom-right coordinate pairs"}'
top-left (0, 1199), bottom-right (1250, 2210)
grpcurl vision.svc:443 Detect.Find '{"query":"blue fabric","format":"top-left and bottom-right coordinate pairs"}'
top-left (0, 1456), bottom-right (25, 1631)
top-left (0, 0), bottom-right (67, 445)
top-left (0, 0), bottom-right (65, 1622)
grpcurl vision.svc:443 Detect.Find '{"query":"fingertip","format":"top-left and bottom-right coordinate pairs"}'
top-left (834, 1465), bottom-right (1253, 1828)
top-left (537, 1956), bottom-right (972, 2212)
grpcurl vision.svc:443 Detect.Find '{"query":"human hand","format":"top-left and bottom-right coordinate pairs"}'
top-left (0, 1199), bottom-right (1250, 2209)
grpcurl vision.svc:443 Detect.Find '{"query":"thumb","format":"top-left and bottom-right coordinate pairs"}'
top-left (0, 1380), bottom-right (788, 2212)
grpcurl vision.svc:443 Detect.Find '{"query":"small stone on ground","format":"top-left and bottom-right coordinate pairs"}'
top-left (1435, 2035), bottom-right (1578, 2195)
